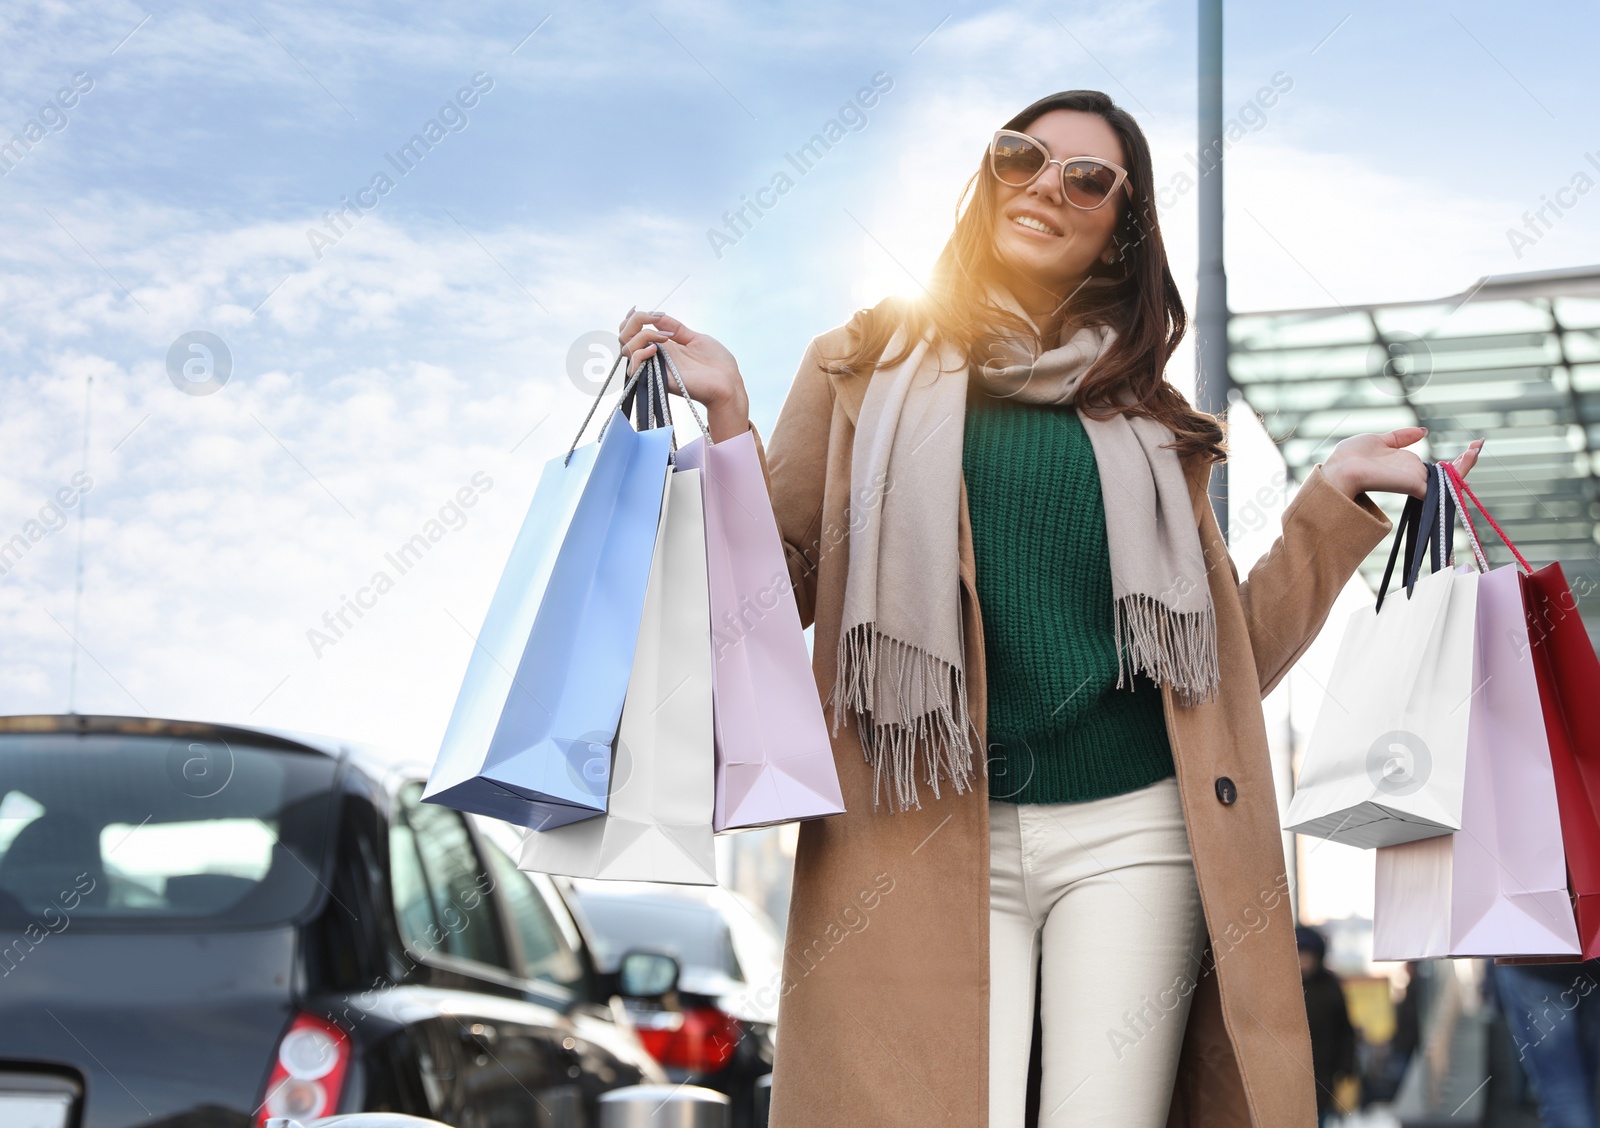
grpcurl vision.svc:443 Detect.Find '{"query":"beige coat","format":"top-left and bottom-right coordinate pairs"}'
top-left (749, 321), bottom-right (1393, 1127)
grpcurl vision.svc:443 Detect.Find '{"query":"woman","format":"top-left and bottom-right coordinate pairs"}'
top-left (617, 90), bottom-right (1482, 1127)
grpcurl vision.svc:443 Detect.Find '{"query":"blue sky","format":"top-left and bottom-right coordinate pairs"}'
top-left (1, 0), bottom-right (1597, 777)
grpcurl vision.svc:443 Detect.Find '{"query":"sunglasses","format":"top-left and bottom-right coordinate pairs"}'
top-left (988, 129), bottom-right (1132, 211)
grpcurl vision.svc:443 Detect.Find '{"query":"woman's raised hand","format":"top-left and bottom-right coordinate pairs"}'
top-left (1321, 427), bottom-right (1484, 501)
top-left (618, 308), bottom-right (750, 441)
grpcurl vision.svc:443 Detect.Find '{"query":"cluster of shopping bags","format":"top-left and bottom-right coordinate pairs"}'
top-left (1285, 461), bottom-right (1600, 961)
top-left (424, 349), bottom-right (844, 885)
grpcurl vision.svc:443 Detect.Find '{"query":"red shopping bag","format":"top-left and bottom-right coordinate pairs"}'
top-left (1524, 563), bottom-right (1600, 960)
top-left (1448, 464), bottom-right (1600, 959)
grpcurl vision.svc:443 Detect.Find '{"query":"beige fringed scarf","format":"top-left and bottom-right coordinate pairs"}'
top-left (830, 296), bottom-right (1220, 813)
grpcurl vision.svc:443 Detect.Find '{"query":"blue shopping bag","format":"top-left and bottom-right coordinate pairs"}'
top-left (425, 367), bottom-right (673, 830)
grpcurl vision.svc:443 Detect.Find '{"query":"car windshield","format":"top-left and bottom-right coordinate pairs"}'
top-left (0, 732), bottom-right (338, 930)
top-left (576, 892), bottom-right (742, 981)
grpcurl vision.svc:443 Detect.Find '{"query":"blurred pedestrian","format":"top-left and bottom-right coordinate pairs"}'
top-left (1298, 925), bottom-right (1357, 1126)
top-left (1367, 960), bottom-right (1422, 1103)
top-left (1489, 958), bottom-right (1600, 1128)
top-left (1355, 961), bottom-right (1421, 1107)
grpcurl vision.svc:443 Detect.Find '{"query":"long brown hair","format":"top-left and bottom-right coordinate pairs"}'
top-left (825, 89), bottom-right (1225, 463)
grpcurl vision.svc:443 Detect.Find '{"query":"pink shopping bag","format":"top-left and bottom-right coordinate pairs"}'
top-left (675, 428), bottom-right (846, 831)
top-left (1373, 467), bottom-right (1580, 959)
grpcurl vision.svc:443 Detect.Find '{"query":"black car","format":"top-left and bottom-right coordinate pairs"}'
top-left (0, 714), bottom-right (676, 1128)
top-left (566, 881), bottom-right (780, 1128)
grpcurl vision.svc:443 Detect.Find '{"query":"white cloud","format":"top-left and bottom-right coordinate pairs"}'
top-left (0, 190), bottom-right (712, 761)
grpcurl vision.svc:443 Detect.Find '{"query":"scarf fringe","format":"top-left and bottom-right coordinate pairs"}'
top-left (828, 622), bottom-right (980, 814)
top-left (1112, 592), bottom-right (1221, 706)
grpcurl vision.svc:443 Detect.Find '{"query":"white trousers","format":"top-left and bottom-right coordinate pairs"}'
top-left (989, 777), bottom-right (1208, 1127)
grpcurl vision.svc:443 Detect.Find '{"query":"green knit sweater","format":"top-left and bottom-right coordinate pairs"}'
top-left (963, 389), bottom-right (1175, 805)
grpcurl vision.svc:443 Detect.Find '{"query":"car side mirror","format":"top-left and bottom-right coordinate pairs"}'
top-left (618, 949), bottom-right (680, 999)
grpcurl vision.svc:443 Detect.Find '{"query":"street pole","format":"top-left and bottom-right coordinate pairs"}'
top-left (1197, 0), bottom-right (1231, 540)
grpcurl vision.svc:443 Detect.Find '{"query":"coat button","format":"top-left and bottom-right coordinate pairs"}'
top-left (1215, 776), bottom-right (1237, 805)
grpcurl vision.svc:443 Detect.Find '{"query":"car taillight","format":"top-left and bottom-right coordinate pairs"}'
top-left (256, 1013), bottom-right (351, 1127)
top-left (634, 1006), bottom-right (742, 1072)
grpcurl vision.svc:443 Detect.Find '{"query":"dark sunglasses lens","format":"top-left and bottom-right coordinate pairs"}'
top-left (992, 135), bottom-right (1047, 185)
top-left (1063, 161), bottom-right (1117, 206)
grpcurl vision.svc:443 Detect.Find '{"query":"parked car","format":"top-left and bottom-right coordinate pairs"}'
top-left (563, 880), bottom-right (780, 1127)
top-left (0, 714), bottom-right (678, 1128)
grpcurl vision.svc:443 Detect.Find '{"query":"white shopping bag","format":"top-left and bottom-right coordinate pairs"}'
top-left (518, 360), bottom-right (717, 884)
top-left (1284, 468), bottom-right (1478, 848)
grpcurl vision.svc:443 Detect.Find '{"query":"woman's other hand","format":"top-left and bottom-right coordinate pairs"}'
top-left (1320, 426), bottom-right (1484, 500)
top-left (619, 308), bottom-right (751, 441)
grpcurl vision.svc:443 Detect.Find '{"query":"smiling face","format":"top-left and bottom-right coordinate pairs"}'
top-left (990, 109), bottom-right (1126, 308)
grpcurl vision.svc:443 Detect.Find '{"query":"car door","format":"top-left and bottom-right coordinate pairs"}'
top-left (390, 783), bottom-right (575, 1128)
top-left (475, 837), bottom-right (659, 1111)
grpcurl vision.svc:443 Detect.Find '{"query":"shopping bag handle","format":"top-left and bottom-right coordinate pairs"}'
top-left (623, 350), bottom-right (712, 453)
top-left (1442, 460), bottom-right (1532, 574)
top-left (1410, 459), bottom-right (1459, 581)
top-left (621, 352), bottom-right (672, 436)
top-left (1376, 460), bottom-right (1455, 610)
top-left (564, 350), bottom-right (645, 466)
top-left (1438, 462), bottom-right (1490, 573)
top-left (563, 341), bottom-right (713, 467)
top-left (657, 346), bottom-right (710, 442)
top-left (1376, 488), bottom-right (1425, 612)
top-left (1374, 458), bottom-right (1509, 611)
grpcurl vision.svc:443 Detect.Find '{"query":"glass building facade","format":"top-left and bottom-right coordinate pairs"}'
top-left (1230, 265), bottom-right (1600, 643)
